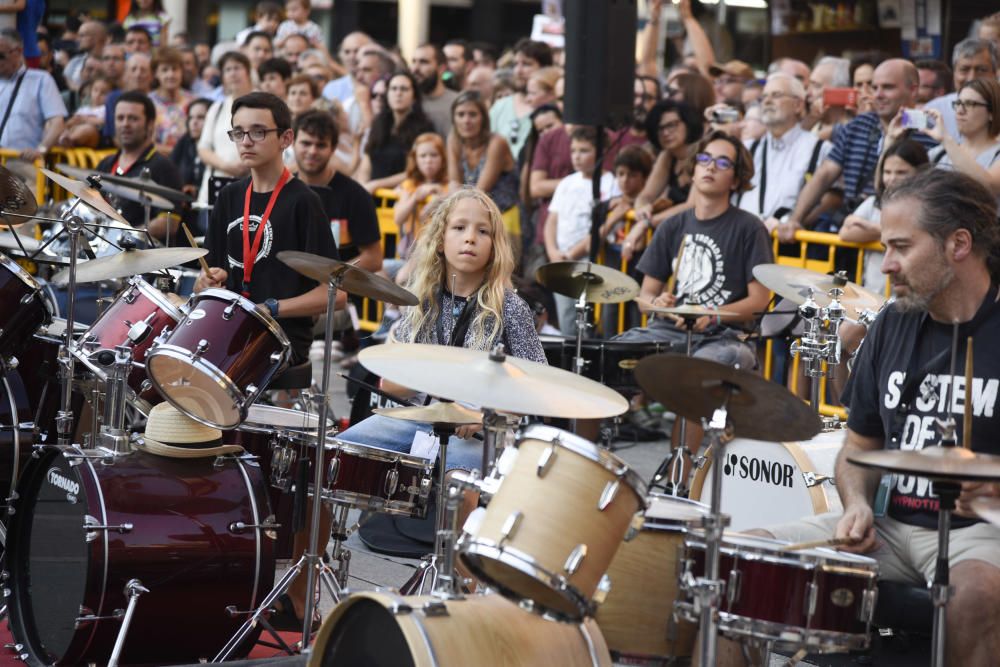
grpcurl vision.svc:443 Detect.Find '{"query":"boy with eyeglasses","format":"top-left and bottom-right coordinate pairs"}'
top-left (194, 91), bottom-right (338, 367)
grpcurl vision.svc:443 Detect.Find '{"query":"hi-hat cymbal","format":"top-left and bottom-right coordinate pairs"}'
top-left (847, 447), bottom-right (1000, 482)
top-left (753, 264), bottom-right (885, 322)
top-left (51, 247), bottom-right (209, 285)
top-left (375, 402), bottom-right (484, 427)
top-left (636, 300), bottom-right (739, 319)
top-left (57, 164), bottom-right (193, 203)
top-left (536, 260), bottom-right (639, 304)
top-left (40, 167), bottom-right (131, 227)
top-left (278, 250), bottom-right (417, 306)
top-left (359, 343), bottom-right (629, 419)
top-left (0, 165), bottom-right (37, 220)
top-left (634, 354), bottom-right (822, 441)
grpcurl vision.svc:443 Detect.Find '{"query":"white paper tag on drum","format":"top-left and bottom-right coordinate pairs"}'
top-left (410, 430), bottom-right (439, 461)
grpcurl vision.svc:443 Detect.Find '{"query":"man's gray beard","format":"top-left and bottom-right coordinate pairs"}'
top-left (892, 265), bottom-right (954, 313)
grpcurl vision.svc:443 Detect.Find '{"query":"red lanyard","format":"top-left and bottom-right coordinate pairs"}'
top-left (242, 168), bottom-right (290, 297)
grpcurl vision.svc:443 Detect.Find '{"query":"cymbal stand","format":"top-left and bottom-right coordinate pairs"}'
top-left (400, 424), bottom-right (455, 595)
top-left (56, 210), bottom-right (86, 447)
top-left (214, 269), bottom-right (346, 660)
top-left (790, 288), bottom-right (844, 412)
top-left (479, 346), bottom-right (514, 477)
top-left (929, 480), bottom-right (959, 667)
top-left (686, 388), bottom-right (735, 667)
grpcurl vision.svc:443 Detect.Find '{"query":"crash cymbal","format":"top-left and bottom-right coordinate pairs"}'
top-left (634, 354), bottom-right (823, 441)
top-left (753, 264), bottom-right (885, 322)
top-left (847, 447), bottom-right (1000, 482)
top-left (375, 402), bottom-right (484, 427)
top-left (51, 247), bottom-right (209, 285)
top-left (636, 299), bottom-right (739, 319)
top-left (278, 250), bottom-right (418, 306)
top-left (0, 165), bottom-right (37, 220)
top-left (358, 344), bottom-right (629, 419)
top-left (536, 260), bottom-right (639, 304)
top-left (98, 180), bottom-right (175, 210)
top-left (40, 167), bottom-right (131, 227)
top-left (58, 164), bottom-right (194, 203)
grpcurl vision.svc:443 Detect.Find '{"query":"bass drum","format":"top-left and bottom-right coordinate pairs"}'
top-left (0, 370), bottom-right (33, 527)
top-left (6, 446), bottom-right (276, 665)
top-left (690, 430), bottom-right (844, 531)
top-left (309, 591), bottom-right (612, 667)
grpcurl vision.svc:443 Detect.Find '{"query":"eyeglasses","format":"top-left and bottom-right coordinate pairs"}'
top-left (371, 92), bottom-right (385, 100)
top-left (951, 99), bottom-right (991, 112)
top-left (228, 127), bottom-right (282, 143)
top-left (659, 119), bottom-right (683, 132)
top-left (695, 152), bottom-right (735, 171)
top-left (760, 91), bottom-right (798, 103)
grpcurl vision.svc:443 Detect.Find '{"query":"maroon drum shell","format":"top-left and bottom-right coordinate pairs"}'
top-left (6, 446), bottom-right (276, 665)
top-left (74, 278), bottom-right (181, 407)
top-left (146, 289), bottom-right (289, 428)
top-left (683, 536), bottom-right (875, 637)
top-left (15, 323), bottom-right (86, 442)
top-left (0, 254), bottom-right (50, 359)
top-left (0, 370), bottom-right (34, 513)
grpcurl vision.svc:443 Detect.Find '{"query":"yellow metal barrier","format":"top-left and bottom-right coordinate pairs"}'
top-left (0, 147), bottom-right (118, 204)
top-left (359, 189), bottom-right (401, 332)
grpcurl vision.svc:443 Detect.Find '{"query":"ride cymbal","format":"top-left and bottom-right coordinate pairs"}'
top-left (634, 354), bottom-right (823, 441)
top-left (278, 250), bottom-right (418, 306)
top-left (536, 260), bottom-right (639, 304)
top-left (359, 343), bottom-right (629, 419)
top-left (752, 264), bottom-right (885, 322)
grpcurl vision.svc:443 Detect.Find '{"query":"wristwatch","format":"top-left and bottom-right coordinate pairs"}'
top-left (265, 298), bottom-right (279, 317)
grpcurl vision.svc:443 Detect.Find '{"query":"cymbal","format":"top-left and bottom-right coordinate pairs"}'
top-left (51, 247), bottom-right (209, 285)
top-left (0, 165), bottom-right (37, 219)
top-left (637, 300), bottom-right (739, 319)
top-left (536, 260), bottom-right (639, 304)
top-left (0, 232), bottom-right (41, 253)
top-left (375, 402), bottom-right (484, 427)
top-left (847, 447), bottom-right (1000, 482)
top-left (634, 354), bottom-right (822, 441)
top-left (57, 164), bottom-right (193, 203)
top-left (753, 264), bottom-right (885, 322)
top-left (358, 343), bottom-right (629, 419)
top-left (971, 497), bottom-right (1000, 527)
top-left (40, 167), bottom-right (131, 227)
top-left (98, 180), bottom-right (174, 210)
top-left (277, 250), bottom-right (418, 306)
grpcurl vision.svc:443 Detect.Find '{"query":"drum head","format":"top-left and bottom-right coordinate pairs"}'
top-left (7, 449), bottom-right (91, 663)
top-left (147, 350), bottom-right (242, 428)
top-left (314, 598), bottom-right (416, 667)
top-left (645, 493), bottom-right (708, 527)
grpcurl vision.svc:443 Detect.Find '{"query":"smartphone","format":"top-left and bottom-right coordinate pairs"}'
top-left (711, 107), bottom-right (741, 124)
top-left (900, 108), bottom-right (934, 131)
top-left (822, 87), bottom-right (858, 108)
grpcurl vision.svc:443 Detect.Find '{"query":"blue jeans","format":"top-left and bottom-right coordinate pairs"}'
top-left (337, 414), bottom-right (484, 472)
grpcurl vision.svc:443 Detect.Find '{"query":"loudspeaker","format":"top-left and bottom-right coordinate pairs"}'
top-left (563, 0), bottom-right (638, 127)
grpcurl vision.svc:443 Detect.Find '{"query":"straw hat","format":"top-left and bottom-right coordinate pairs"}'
top-left (134, 402), bottom-right (244, 458)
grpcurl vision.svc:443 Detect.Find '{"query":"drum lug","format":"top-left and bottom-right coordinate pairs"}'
top-left (421, 599), bottom-right (449, 617)
top-left (499, 510), bottom-right (523, 545)
top-left (223, 300), bottom-right (239, 320)
top-left (727, 567), bottom-right (742, 606)
top-left (192, 339), bottom-right (210, 361)
top-left (389, 601), bottom-right (414, 615)
top-left (383, 467), bottom-right (399, 497)
top-left (122, 288), bottom-right (138, 304)
top-left (592, 574), bottom-right (612, 605)
top-left (536, 446), bottom-right (556, 477)
top-left (269, 351), bottom-right (282, 364)
top-left (19, 292), bottom-right (35, 306)
top-left (802, 471), bottom-right (833, 487)
top-left (3, 355), bottom-right (16, 370)
top-left (126, 319), bottom-right (153, 345)
top-left (860, 585), bottom-right (878, 623)
top-left (496, 446), bottom-right (518, 476)
top-left (624, 513), bottom-right (644, 541)
top-left (597, 480), bottom-right (620, 511)
top-left (564, 544), bottom-right (588, 575)
top-left (328, 454), bottom-right (340, 486)
top-left (804, 580), bottom-right (819, 620)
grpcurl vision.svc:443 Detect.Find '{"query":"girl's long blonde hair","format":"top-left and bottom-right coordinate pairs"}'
top-left (394, 187), bottom-right (515, 350)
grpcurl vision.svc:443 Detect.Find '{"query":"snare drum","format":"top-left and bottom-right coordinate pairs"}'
top-left (594, 494), bottom-right (706, 662)
top-left (310, 591), bottom-right (612, 667)
top-left (0, 252), bottom-right (50, 360)
top-left (146, 288), bottom-right (291, 428)
top-left (459, 424), bottom-right (647, 620)
top-left (271, 437), bottom-right (434, 517)
top-left (676, 534), bottom-right (878, 652)
top-left (72, 277), bottom-right (183, 414)
top-left (690, 430), bottom-right (844, 530)
top-left (6, 445), bottom-right (276, 664)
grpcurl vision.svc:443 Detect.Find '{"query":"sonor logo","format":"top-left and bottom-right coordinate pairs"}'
top-left (47, 468), bottom-right (80, 496)
top-left (723, 454), bottom-right (794, 488)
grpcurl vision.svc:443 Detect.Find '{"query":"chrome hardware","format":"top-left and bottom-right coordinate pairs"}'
top-left (598, 480), bottom-right (620, 511)
top-left (228, 519), bottom-right (281, 534)
top-left (536, 446), bottom-right (556, 477)
top-left (384, 467), bottom-right (399, 496)
top-left (223, 299), bottom-right (239, 320)
top-left (593, 574), bottom-right (612, 605)
top-left (564, 544), bottom-right (588, 575)
top-left (727, 567), bottom-right (742, 605)
top-left (803, 471), bottom-right (833, 487)
top-left (422, 600), bottom-right (449, 617)
top-left (500, 510), bottom-right (523, 545)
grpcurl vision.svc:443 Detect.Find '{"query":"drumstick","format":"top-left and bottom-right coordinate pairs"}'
top-left (664, 233), bottom-right (689, 298)
top-left (964, 336), bottom-right (973, 449)
top-left (780, 536), bottom-right (854, 552)
top-left (181, 222), bottom-right (211, 275)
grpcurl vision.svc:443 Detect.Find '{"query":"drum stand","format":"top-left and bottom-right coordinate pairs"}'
top-left (929, 480), bottom-right (959, 667)
top-left (790, 288), bottom-right (844, 413)
top-left (570, 293), bottom-right (592, 434)
top-left (685, 389), bottom-right (735, 667)
top-left (651, 312), bottom-right (698, 495)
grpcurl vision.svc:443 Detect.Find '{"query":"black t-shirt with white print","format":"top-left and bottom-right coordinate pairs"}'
top-left (846, 287), bottom-right (1000, 529)
top-left (206, 176), bottom-right (338, 363)
top-left (636, 205), bottom-right (773, 328)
